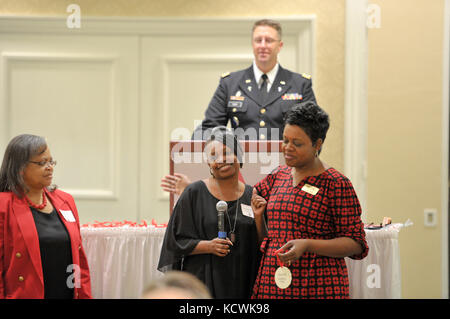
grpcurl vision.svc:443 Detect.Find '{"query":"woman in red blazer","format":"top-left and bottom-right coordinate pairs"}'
top-left (0, 134), bottom-right (91, 299)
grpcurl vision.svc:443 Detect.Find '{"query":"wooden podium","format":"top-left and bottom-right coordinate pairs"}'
top-left (169, 140), bottom-right (284, 214)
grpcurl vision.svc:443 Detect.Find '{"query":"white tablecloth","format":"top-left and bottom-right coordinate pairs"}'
top-left (81, 226), bottom-right (166, 299)
top-left (81, 224), bottom-right (403, 299)
top-left (345, 223), bottom-right (404, 299)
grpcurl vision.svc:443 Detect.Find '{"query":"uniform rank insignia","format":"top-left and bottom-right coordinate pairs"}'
top-left (301, 73), bottom-right (312, 79)
top-left (281, 93), bottom-right (303, 100)
top-left (221, 72), bottom-right (230, 78)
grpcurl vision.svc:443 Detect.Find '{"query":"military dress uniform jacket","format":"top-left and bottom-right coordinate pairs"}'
top-left (193, 65), bottom-right (316, 140)
top-left (0, 189), bottom-right (92, 299)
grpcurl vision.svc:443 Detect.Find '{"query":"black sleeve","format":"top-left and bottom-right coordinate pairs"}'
top-left (157, 186), bottom-right (202, 272)
top-left (192, 78), bottom-right (230, 140)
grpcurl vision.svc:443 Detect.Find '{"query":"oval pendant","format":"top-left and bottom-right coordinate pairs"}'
top-left (274, 266), bottom-right (292, 289)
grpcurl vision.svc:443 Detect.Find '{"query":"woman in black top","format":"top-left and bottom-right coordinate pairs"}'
top-left (30, 206), bottom-right (74, 299)
top-left (158, 127), bottom-right (266, 298)
top-left (0, 134), bottom-right (91, 299)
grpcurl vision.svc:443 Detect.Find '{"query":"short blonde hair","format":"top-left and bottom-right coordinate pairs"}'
top-left (252, 19), bottom-right (282, 40)
top-left (142, 271), bottom-right (211, 299)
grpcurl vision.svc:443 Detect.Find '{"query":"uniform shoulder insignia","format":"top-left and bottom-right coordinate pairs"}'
top-left (221, 72), bottom-right (230, 78)
top-left (301, 73), bottom-right (312, 80)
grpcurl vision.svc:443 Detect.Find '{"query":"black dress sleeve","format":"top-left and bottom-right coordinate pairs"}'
top-left (157, 185), bottom-right (202, 272)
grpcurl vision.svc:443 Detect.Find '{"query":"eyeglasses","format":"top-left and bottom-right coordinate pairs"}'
top-left (253, 37), bottom-right (280, 45)
top-left (28, 160), bottom-right (57, 168)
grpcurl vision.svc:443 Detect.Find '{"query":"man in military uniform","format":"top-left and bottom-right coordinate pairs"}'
top-left (162, 19), bottom-right (317, 195)
top-left (193, 19), bottom-right (316, 141)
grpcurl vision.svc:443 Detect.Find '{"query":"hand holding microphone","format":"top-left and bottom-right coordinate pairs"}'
top-left (208, 237), bottom-right (233, 257)
top-left (216, 200), bottom-right (228, 239)
top-left (210, 200), bottom-right (233, 257)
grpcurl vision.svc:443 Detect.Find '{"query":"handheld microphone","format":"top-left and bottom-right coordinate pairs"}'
top-left (216, 200), bottom-right (228, 239)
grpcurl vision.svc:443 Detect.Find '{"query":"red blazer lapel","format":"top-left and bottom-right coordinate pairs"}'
top-left (11, 195), bottom-right (44, 285)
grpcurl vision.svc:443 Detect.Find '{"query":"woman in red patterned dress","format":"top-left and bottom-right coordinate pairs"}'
top-left (251, 101), bottom-right (369, 299)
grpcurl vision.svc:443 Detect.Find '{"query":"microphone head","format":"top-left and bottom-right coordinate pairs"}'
top-left (216, 200), bottom-right (228, 213)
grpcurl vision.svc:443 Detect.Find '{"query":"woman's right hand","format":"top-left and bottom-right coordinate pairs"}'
top-left (251, 188), bottom-right (267, 218)
top-left (208, 238), bottom-right (233, 257)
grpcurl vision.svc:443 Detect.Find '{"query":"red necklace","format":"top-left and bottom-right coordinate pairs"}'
top-left (25, 191), bottom-right (47, 210)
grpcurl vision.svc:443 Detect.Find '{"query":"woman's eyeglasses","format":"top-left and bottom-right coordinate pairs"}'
top-left (28, 160), bottom-right (57, 168)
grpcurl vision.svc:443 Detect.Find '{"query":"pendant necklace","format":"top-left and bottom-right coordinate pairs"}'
top-left (226, 197), bottom-right (239, 243)
top-left (274, 249), bottom-right (292, 289)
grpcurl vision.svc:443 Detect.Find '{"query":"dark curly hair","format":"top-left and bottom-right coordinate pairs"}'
top-left (284, 101), bottom-right (330, 147)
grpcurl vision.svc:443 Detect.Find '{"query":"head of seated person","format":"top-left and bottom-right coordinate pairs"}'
top-left (141, 271), bottom-right (212, 299)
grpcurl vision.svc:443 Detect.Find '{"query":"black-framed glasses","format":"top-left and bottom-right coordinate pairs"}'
top-left (28, 160), bottom-right (57, 167)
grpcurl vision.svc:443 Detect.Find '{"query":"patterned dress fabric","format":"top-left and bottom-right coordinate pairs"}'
top-left (251, 165), bottom-right (368, 299)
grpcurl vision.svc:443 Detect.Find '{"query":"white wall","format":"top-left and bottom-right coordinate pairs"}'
top-left (0, 16), bottom-right (315, 224)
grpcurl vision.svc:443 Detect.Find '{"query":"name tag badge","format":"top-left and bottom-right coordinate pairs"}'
top-left (60, 209), bottom-right (76, 222)
top-left (301, 184), bottom-right (320, 195)
top-left (228, 101), bottom-right (243, 108)
top-left (241, 204), bottom-right (254, 218)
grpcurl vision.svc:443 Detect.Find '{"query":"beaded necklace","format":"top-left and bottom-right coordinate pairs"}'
top-left (25, 190), bottom-right (47, 210)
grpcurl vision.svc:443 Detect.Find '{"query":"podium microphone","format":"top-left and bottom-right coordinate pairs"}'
top-left (216, 200), bottom-right (228, 239)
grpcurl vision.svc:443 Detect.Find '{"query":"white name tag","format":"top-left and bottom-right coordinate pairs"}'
top-left (60, 209), bottom-right (76, 222)
top-left (241, 204), bottom-right (254, 218)
top-left (301, 184), bottom-right (320, 195)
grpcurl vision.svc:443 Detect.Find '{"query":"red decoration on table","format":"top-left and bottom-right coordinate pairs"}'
top-left (81, 219), bottom-right (167, 228)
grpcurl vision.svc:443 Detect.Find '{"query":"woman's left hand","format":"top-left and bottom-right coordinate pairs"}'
top-left (276, 239), bottom-right (311, 266)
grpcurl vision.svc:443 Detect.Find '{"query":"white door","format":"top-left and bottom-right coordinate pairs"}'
top-left (0, 32), bottom-right (140, 223)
